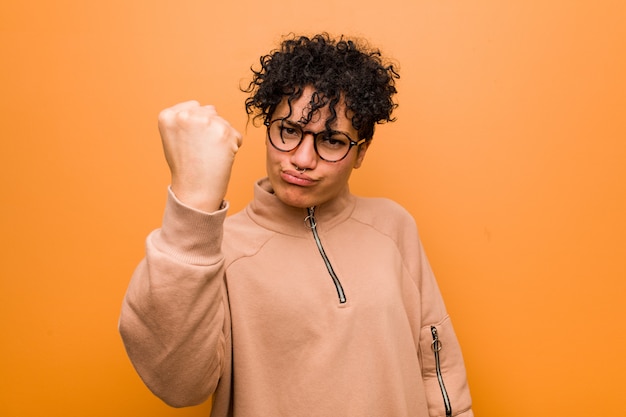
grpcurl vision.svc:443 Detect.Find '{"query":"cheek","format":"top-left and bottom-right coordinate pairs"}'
top-left (327, 162), bottom-right (356, 187)
top-left (353, 146), bottom-right (369, 169)
top-left (265, 144), bottom-right (287, 184)
top-left (265, 140), bottom-right (278, 168)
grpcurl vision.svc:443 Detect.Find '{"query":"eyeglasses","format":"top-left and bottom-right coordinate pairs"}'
top-left (264, 118), bottom-right (366, 162)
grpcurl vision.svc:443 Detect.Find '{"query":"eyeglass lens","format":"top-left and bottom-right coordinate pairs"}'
top-left (268, 119), bottom-right (355, 162)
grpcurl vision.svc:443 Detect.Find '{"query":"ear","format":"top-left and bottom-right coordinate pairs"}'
top-left (353, 141), bottom-right (371, 169)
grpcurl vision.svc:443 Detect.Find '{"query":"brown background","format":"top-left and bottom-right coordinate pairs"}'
top-left (1, 0), bottom-right (625, 415)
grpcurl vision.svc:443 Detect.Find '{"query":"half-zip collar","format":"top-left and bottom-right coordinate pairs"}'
top-left (306, 206), bottom-right (347, 304)
top-left (246, 177), bottom-right (356, 237)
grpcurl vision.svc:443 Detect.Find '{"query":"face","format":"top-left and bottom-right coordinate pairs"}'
top-left (265, 86), bottom-right (370, 208)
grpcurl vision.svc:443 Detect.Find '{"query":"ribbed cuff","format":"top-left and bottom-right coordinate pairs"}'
top-left (152, 187), bottom-right (229, 265)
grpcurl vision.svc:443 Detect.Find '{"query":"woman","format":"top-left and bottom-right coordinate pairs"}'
top-left (120, 33), bottom-right (473, 417)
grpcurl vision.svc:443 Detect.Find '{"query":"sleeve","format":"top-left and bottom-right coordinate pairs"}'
top-left (402, 211), bottom-right (473, 417)
top-left (118, 188), bottom-right (232, 407)
top-left (418, 316), bottom-right (473, 417)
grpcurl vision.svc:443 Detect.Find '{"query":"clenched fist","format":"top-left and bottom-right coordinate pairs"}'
top-left (158, 101), bottom-right (243, 212)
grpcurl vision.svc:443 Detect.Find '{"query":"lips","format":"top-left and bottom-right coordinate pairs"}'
top-left (281, 170), bottom-right (317, 186)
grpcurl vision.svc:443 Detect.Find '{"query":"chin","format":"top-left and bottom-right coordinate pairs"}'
top-left (274, 188), bottom-right (315, 209)
top-left (268, 173), bottom-right (325, 208)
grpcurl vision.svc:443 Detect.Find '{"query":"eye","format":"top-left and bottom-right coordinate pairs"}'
top-left (318, 133), bottom-right (349, 149)
top-left (280, 126), bottom-right (301, 140)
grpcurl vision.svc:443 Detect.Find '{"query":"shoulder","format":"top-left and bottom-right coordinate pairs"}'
top-left (350, 196), bottom-right (422, 248)
top-left (222, 208), bottom-right (273, 264)
top-left (352, 196), bottom-right (416, 228)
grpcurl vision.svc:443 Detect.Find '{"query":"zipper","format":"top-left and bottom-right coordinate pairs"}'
top-left (305, 207), bottom-right (347, 304)
top-left (431, 326), bottom-right (452, 417)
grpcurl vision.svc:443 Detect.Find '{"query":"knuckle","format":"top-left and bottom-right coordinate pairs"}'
top-left (158, 108), bottom-right (174, 124)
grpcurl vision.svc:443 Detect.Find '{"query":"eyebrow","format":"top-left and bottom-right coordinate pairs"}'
top-left (281, 119), bottom-right (302, 127)
top-left (280, 118), bottom-right (348, 136)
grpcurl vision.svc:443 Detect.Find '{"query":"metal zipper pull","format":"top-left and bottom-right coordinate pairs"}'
top-left (431, 326), bottom-right (452, 417)
top-left (305, 207), bottom-right (347, 304)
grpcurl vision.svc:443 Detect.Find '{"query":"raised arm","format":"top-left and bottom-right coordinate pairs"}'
top-left (119, 102), bottom-right (241, 406)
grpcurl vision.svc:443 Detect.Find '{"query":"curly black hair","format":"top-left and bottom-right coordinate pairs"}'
top-left (242, 33), bottom-right (399, 141)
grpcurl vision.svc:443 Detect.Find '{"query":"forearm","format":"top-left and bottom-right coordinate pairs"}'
top-left (416, 246), bottom-right (473, 416)
top-left (404, 222), bottom-right (473, 416)
top-left (119, 189), bottom-right (230, 407)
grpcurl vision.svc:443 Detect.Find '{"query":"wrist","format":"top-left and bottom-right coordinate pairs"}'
top-left (170, 183), bottom-right (224, 213)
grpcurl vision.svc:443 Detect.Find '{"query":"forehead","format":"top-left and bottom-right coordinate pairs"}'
top-left (272, 87), bottom-right (354, 131)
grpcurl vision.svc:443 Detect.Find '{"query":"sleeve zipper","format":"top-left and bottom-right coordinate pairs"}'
top-left (431, 325), bottom-right (452, 417)
top-left (305, 207), bottom-right (347, 304)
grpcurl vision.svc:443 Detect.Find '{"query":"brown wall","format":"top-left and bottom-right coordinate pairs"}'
top-left (1, 1), bottom-right (625, 416)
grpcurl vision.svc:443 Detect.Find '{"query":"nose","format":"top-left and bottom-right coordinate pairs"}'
top-left (290, 133), bottom-right (318, 170)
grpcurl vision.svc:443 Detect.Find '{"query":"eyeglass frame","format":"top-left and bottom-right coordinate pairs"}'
top-left (264, 118), bottom-right (367, 162)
